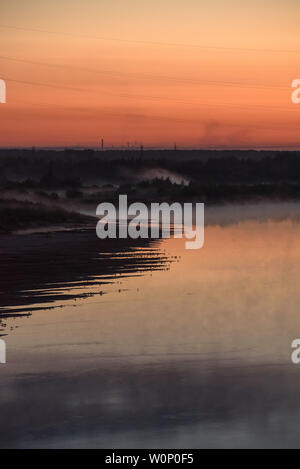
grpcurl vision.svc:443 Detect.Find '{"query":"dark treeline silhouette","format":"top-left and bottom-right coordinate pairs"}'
top-left (1, 149), bottom-right (300, 204)
top-left (0, 149), bottom-right (299, 185)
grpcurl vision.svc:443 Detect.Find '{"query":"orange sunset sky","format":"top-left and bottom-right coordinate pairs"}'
top-left (0, 0), bottom-right (300, 148)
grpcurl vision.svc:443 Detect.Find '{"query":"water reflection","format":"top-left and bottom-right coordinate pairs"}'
top-left (0, 229), bottom-right (172, 334)
top-left (1, 203), bottom-right (300, 448)
top-left (2, 361), bottom-right (300, 448)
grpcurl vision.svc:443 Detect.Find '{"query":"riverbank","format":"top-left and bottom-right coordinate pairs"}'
top-left (0, 200), bottom-right (94, 234)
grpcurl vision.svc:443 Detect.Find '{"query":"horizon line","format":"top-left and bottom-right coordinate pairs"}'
top-left (0, 145), bottom-right (300, 152)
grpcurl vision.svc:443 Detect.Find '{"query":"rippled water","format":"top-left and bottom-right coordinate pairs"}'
top-left (1, 202), bottom-right (300, 448)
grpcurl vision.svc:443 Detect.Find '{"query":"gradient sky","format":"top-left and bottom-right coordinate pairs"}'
top-left (0, 0), bottom-right (300, 148)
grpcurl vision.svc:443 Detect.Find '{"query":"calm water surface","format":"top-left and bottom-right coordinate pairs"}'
top-left (1, 202), bottom-right (300, 448)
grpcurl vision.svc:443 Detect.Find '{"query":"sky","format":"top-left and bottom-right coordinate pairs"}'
top-left (0, 0), bottom-right (300, 148)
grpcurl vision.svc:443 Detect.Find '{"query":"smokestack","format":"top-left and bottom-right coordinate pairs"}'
top-left (101, 138), bottom-right (104, 151)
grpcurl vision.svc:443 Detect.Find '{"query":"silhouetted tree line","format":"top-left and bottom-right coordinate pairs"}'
top-left (1, 149), bottom-right (300, 202)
